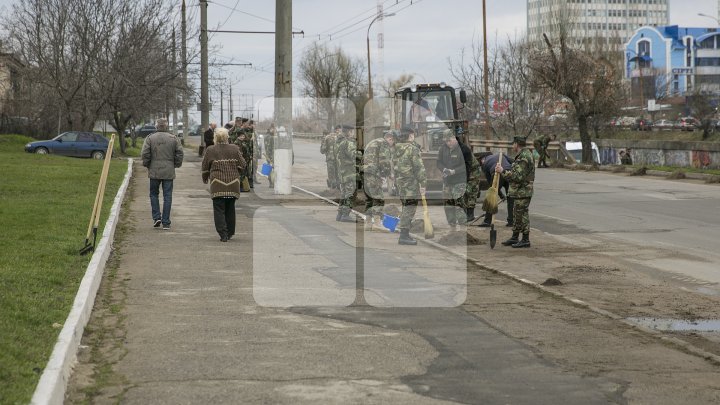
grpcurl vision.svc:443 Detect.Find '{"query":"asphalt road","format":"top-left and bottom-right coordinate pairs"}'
top-left (289, 138), bottom-right (720, 287)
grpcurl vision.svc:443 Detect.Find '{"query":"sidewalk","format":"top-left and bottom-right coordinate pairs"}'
top-left (64, 141), bottom-right (624, 404)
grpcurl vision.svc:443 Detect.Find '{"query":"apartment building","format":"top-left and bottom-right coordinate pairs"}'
top-left (527, 0), bottom-right (669, 47)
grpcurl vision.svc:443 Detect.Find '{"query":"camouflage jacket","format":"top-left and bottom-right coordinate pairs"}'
top-left (320, 133), bottom-right (337, 161)
top-left (503, 148), bottom-right (535, 198)
top-left (393, 142), bottom-right (427, 189)
top-left (468, 152), bottom-right (482, 183)
top-left (229, 126), bottom-right (244, 144)
top-left (335, 135), bottom-right (360, 178)
top-left (235, 138), bottom-right (253, 160)
top-left (264, 133), bottom-right (275, 162)
top-left (362, 137), bottom-right (392, 178)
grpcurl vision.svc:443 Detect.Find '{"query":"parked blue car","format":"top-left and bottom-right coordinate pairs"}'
top-left (24, 131), bottom-right (110, 159)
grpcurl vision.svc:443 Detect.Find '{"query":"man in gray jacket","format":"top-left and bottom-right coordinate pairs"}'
top-left (141, 118), bottom-right (184, 230)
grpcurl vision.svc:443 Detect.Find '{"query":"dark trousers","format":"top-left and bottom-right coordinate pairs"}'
top-left (212, 197), bottom-right (237, 238)
top-left (149, 179), bottom-right (173, 226)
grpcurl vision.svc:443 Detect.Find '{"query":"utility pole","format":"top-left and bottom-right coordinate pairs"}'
top-left (200, 0), bottom-right (209, 148)
top-left (181, 0), bottom-right (189, 141)
top-left (482, 0), bottom-right (492, 150)
top-left (220, 88), bottom-right (224, 125)
top-left (229, 86), bottom-right (233, 120)
top-left (274, 0), bottom-right (293, 194)
top-left (172, 28), bottom-right (179, 142)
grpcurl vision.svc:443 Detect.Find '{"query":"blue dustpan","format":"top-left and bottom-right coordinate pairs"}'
top-left (382, 214), bottom-right (400, 232)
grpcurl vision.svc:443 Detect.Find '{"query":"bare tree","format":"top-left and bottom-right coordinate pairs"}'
top-left (686, 91), bottom-right (717, 140)
top-left (297, 43), bottom-right (367, 130)
top-left (379, 73), bottom-right (415, 98)
top-left (449, 34), bottom-right (548, 139)
top-left (528, 7), bottom-right (624, 163)
top-left (2, 0), bottom-right (188, 154)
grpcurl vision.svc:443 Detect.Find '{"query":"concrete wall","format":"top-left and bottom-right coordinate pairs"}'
top-left (594, 139), bottom-right (720, 169)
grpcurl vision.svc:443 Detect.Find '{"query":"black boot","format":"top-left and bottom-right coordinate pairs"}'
top-left (512, 233), bottom-right (531, 248)
top-left (502, 232), bottom-right (519, 246)
top-left (398, 229), bottom-right (417, 245)
top-left (466, 208), bottom-right (476, 223)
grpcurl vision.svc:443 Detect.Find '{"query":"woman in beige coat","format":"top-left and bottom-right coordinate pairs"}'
top-left (201, 127), bottom-right (246, 242)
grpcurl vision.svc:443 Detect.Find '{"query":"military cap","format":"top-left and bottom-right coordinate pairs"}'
top-left (234, 116), bottom-right (243, 121)
top-left (384, 130), bottom-right (398, 139)
top-left (341, 124), bottom-right (354, 131)
top-left (442, 129), bottom-right (456, 140)
top-left (397, 126), bottom-right (415, 140)
top-left (512, 136), bottom-right (527, 145)
top-left (242, 118), bottom-right (249, 123)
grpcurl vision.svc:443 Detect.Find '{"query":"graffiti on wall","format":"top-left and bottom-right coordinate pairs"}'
top-left (634, 149), bottom-right (664, 166)
top-left (600, 147), bottom-right (618, 165)
top-left (664, 150), bottom-right (690, 167)
top-left (692, 150), bottom-right (711, 169)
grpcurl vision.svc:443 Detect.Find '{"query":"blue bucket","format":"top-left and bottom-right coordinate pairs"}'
top-left (261, 162), bottom-right (272, 176)
top-left (382, 214), bottom-right (400, 232)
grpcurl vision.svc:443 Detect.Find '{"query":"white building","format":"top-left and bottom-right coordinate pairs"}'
top-left (527, 0), bottom-right (670, 48)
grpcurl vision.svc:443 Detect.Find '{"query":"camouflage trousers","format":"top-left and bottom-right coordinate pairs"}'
top-left (399, 198), bottom-right (418, 230)
top-left (326, 159), bottom-right (339, 188)
top-left (444, 182), bottom-right (468, 225)
top-left (464, 180), bottom-right (480, 210)
top-left (512, 197), bottom-right (531, 234)
top-left (364, 175), bottom-right (384, 217)
top-left (338, 174), bottom-right (357, 215)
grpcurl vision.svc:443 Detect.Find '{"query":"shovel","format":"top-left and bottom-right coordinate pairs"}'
top-left (489, 223), bottom-right (497, 249)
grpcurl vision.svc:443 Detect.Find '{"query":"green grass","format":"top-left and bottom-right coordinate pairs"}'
top-left (0, 134), bottom-right (128, 404)
top-left (633, 164), bottom-right (720, 176)
top-left (596, 129), bottom-right (720, 142)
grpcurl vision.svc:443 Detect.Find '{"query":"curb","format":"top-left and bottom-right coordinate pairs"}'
top-left (30, 159), bottom-right (134, 405)
top-left (293, 183), bottom-right (720, 367)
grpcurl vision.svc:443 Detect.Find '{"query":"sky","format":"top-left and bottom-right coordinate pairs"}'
top-left (1, 0), bottom-right (719, 123)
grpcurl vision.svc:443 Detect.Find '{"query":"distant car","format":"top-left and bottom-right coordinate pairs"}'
top-left (613, 116), bottom-right (636, 128)
top-left (677, 117), bottom-right (700, 131)
top-left (25, 131), bottom-right (110, 159)
top-left (136, 125), bottom-right (157, 137)
top-left (652, 119), bottom-right (676, 130)
top-left (565, 141), bottom-right (600, 164)
top-left (631, 118), bottom-right (653, 131)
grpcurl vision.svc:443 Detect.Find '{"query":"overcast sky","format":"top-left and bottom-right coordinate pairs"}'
top-left (1, 0), bottom-right (719, 123)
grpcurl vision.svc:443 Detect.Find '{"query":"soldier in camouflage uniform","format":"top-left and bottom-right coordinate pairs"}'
top-left (393, 127), bottom-right (426, 245)
top-left (234, 130), bottom-right (254, 190)
top-left (335, 125), bottom-right (360, 222)
top-left (229, 117), bottom-right (244, 144)
top-left (362, 130), bottom-right (396, 231)
top-left (263, 124), bottom-right (276, 188)
top-left (320, 126), bottom-right (340, 189)
top-left (465, 142), bottom-right (482, 222)
top-left (436, 129), bottom-right (473, 228)
top-left (497, 136), bottom-right (535, 248)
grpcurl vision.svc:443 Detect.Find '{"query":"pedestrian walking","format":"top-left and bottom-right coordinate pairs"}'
top-left (204, 122), bottom-right (217, 149)
top-left (201, 127), bottom-right (246, 242)
top-left (320, 127), bottom-right (340, 189)
top-left (141, 118), bottom-right (184, 230)
top-left (362, 130), bottom-right (395, 231)
top-left (335, 125), bottom-right (360, 223)
top-left (437, 129), bottom-right (472, 228)
top-left (477, 151), bottom-right (514, 227)
top-left (496, 136), bottom-right (535, 248)
top-left (394, 127), bottom-right (426, 245)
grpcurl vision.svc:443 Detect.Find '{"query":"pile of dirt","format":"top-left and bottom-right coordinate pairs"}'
top-left (541, 278), bottom-right (563, 286)
top-left (437, 231), bottom-right (485, 246)
top-left (667, 170), bottom-right (686, 180)
top-left (383, 205), bottom-right (401, 217)
top-left (629, 166), bottom-right (647, 176)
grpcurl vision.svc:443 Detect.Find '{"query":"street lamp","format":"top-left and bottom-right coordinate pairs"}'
top-left (698, 13), bottom-right (720, 25)
top-left (367, 12), bottom-right (395, 99)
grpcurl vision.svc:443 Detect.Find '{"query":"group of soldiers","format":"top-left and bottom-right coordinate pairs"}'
top-left (320, 125), bottom-right (536, 247)
top-left (227, 117), bottom-right (260, 189)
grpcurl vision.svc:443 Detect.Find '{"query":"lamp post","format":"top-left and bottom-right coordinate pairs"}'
top-left (366, 12), bottom-right (395, 99)
top-left (698, 13), bottom-right (720, 25)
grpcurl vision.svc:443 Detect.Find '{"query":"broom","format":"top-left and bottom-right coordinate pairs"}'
top-left (421, 194), bottom-right (434, 239)
top-left (481, 152), bottom-right (503, 215)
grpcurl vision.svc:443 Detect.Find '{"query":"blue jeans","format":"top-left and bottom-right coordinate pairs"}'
top-left (149, 179), bottom-right (174, 226)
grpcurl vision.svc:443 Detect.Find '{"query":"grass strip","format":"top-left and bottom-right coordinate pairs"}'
top-left (0, 134), bottom-right (128, 404)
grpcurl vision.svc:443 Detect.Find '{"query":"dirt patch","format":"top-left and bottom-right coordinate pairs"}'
top-left (437, 231), bottom-right (486, 246)
top-left (629, 166), bottom-right (647, 176)
top-left (667, 170), bottom-right (686, 180)
top-left (705, 175), bottom-right (720, 184)
top-left (383, 204), bottom-right (402, 217)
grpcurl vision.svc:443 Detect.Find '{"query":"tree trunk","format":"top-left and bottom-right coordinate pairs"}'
top-left (577, 114), bottom-right (593, 164)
